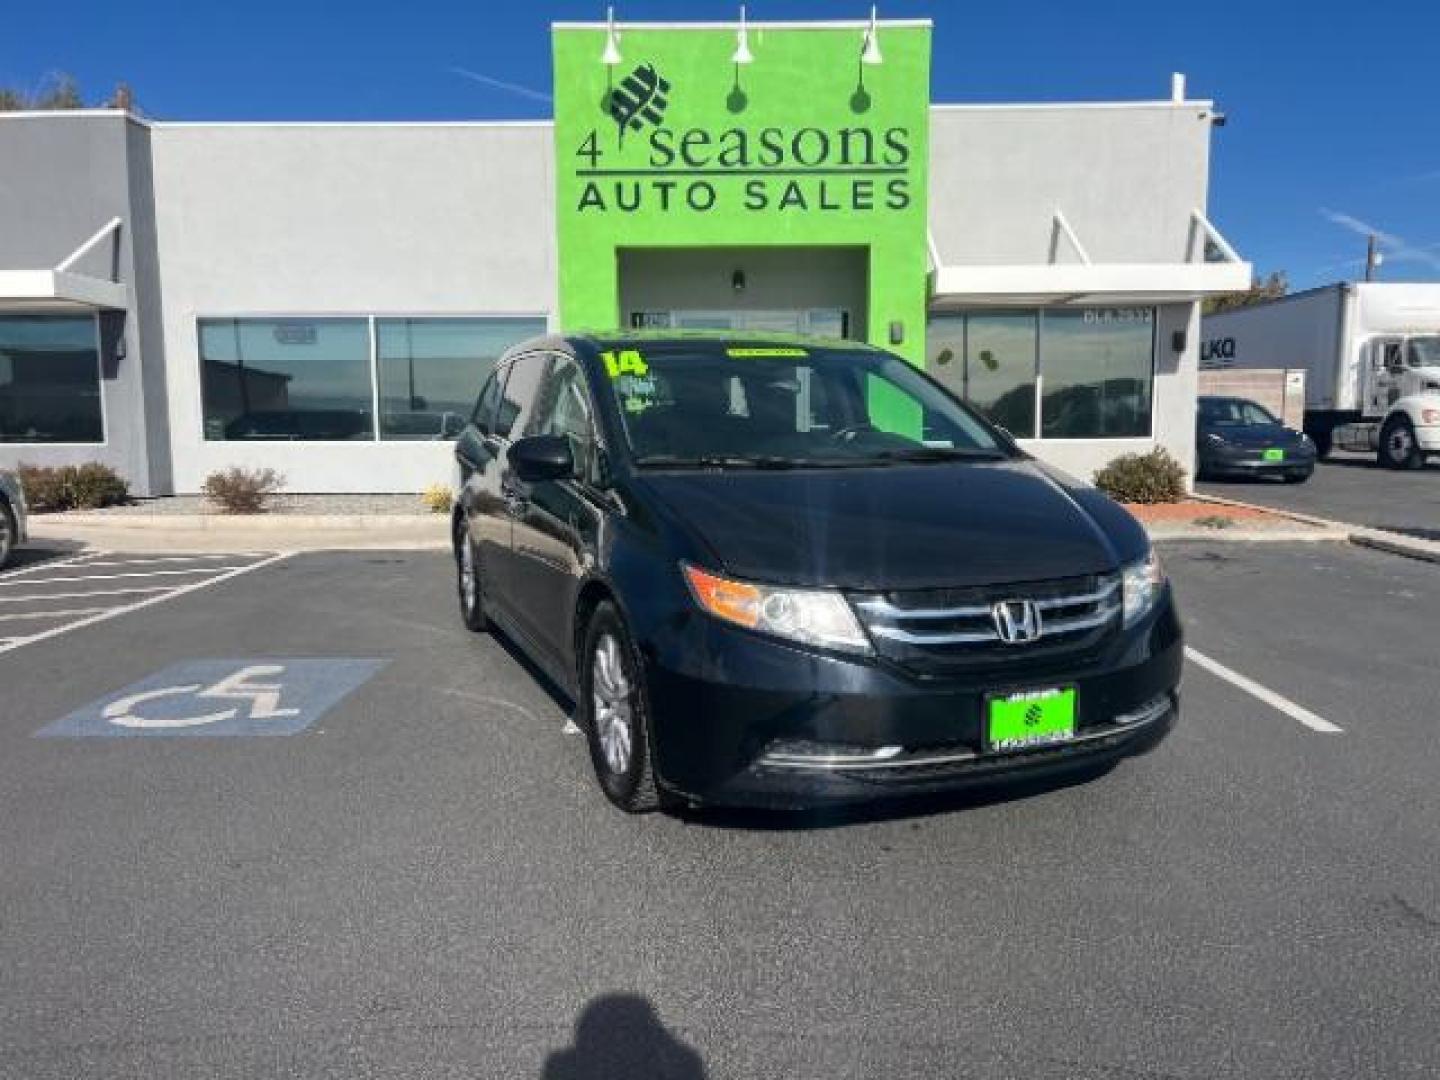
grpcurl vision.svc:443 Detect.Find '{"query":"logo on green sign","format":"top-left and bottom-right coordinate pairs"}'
top-left (608, 63), bottom-right (672, 144)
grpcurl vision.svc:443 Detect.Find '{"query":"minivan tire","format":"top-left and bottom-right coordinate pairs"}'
top-left (455, 521), bottom-right (488, 632)
top-left (579, 601), bottom-right (662, 813)
top-left (1379, 416), bottom-right (1425, 470)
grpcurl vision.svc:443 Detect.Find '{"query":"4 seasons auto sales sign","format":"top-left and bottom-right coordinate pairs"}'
top-left (551, 20), bottom-right (932, 363)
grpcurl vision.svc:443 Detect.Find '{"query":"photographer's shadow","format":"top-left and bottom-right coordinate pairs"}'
top-left (543, 994), bottom-right (706, 1080)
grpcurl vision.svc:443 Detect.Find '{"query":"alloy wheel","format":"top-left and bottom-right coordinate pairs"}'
top-left (459, 536), bottom-right (478, 614)
top-left (591, 632), bottom-right (634, 775)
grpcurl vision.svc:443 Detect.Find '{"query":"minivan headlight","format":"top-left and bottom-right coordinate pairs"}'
top-left (681, 563), bottom-right (872, 654)
top-left (1121, 549), bottom-right (1166, 626)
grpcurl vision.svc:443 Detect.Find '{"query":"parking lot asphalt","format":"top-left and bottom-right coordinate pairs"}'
top-left (1198, 450), bottom-right (1440, 540)
top-left (1, 542), bottom-right (1437, 1078)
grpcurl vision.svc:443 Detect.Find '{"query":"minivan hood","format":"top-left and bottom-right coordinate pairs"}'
top-left (635, 461), bottom-right (1133, 591)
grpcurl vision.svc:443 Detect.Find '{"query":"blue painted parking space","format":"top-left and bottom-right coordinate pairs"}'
top-left (36, 658), bottom-right (387, 737)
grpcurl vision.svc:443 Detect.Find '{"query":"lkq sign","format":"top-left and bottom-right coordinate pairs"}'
top-left (1201, 336), bottom-right (1237, 367)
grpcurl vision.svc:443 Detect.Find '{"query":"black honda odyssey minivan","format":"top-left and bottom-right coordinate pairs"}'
top-left (452, 333), bottom-right (1180, 812)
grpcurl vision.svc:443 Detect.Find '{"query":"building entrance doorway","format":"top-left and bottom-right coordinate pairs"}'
top-left (617, 246), bottom-right (867, 342)
top-left (629, 308), bottom-right (849, 338)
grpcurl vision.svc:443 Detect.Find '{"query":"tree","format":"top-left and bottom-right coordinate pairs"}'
top-left (1203, 271), bottom-right (1288, 315)
top-left (0, 73), bottom-right (136, 112)
top-left (32, 73), bottom-right (83, 109)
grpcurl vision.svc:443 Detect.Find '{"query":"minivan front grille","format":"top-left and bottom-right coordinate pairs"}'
top-left (849, 573), bottom-right (1122, 677)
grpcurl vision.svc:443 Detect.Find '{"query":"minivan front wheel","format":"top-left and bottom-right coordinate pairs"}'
top-left (455, 522), bottom-right (487, 632)
top-left (580, 602), bottom-right (660, 813)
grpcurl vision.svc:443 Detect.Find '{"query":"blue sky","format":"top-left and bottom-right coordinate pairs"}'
top-left (7, 0), bottom-right (1438, 288)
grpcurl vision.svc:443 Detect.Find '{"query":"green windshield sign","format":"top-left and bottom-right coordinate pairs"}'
top-left (552, 22), bottom-right (931, 365)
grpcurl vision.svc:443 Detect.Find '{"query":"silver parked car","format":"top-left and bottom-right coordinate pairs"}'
top-left (0, 469), bottom-right (27, 569)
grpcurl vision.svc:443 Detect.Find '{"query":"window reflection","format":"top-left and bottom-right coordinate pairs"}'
top-left (925, 308), bottom-right (1155, 440)
top-left (377, 317), bottom-right (545, 441)
top-left (1041, 310), bottom-right (1154, 438)
top-left (925, 314), bottom-right (965, 402)
top-left (200, 319), bottom-right (373, 441)
top-left (0, 314), bottom-right (103, 444)
top-left (965, 312), bottom-right (1038, 438)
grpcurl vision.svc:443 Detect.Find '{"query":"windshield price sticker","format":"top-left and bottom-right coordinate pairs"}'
top-left (725, 347), bottom-right (809, 358)
top-left (602, 349), bottom-right (650, 378)
top-left (617, 373), bottom-right (658, 413)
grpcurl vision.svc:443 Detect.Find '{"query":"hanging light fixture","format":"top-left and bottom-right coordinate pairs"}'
top-left (732, 5), bottom-right (754, 65)
top-left (601, 6), bottom-right (623, 66)
top-left (860, 5), bottom-right (883, 65)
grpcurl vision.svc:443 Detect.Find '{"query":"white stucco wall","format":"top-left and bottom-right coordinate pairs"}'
top-left (141, 100), bottom-right (1219, 493)
top-left (927, 101), bottom-right (1214, 485)
top-left (928, 102), bottom-right (1213, 266)
top-left (150, 122), bottom-right (557, 493)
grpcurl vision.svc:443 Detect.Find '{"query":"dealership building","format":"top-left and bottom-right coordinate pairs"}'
top-left (0, 18), bottom-right (1249, 496)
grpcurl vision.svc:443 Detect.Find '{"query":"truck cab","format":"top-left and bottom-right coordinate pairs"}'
top-left (1337, 334), bottom-right (1440, 467)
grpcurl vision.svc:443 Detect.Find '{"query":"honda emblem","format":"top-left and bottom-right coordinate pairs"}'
top-left (992, 599), bottom-right (1042, 644)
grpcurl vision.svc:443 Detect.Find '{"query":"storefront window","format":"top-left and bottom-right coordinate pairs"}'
top-left (927, 308), bottom-right (1155, 440)
top-left (200, 318), bottom-right (373, 441)
top-left (924, 314), bottom-right (965, 402)
top-left (1040, 309), bottom-right (1154, 438)
top-left (0, 314), bottom-right (104, 444)
top-left (376, 317), bottom-right (544, 440)
top-left (964, 312), bottom-right (1038, 438)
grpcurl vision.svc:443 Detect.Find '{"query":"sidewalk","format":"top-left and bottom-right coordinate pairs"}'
top-left (1122, 499), bottom-right (1349, 545)
top-left (1191, 492), bottom-right (1440, 564)
top-left (27, 511), bottom-right (449, 553)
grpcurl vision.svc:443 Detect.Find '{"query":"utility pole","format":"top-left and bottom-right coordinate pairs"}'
top-left (1365, 234), bottom-right (1381, 282)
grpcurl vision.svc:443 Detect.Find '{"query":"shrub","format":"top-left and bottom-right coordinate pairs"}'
top-left (202, 467), bottom-right (284, 514)
top-left (1093, 448), bottom-right (1187, 505)
top-left (15, 463), bottom-right (130, 512)
top-left (70, 462), bottom-right (131, 509)
top-left (420, 484), bottom-right (454, 515)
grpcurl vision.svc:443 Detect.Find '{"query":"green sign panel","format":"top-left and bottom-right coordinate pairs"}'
top-left (552, 22), bottom-right (931, 363)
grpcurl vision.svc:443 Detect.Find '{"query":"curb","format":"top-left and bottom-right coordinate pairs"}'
top-left (1190, 492), bottom-right (1440, 564)
top-left (1348, 529), bottom-right (1440, 565)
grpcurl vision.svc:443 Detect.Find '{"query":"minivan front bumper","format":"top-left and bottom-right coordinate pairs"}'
top-left (641, 592), bottom-right (1182, 809)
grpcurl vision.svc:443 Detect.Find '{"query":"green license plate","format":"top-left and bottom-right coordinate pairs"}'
top-left (1262, 448), bottom-right (1285, 462)
top-left (986, 687), bottom-right (1077, 751)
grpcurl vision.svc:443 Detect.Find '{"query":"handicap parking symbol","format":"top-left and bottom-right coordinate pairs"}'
top-left (36, 659), bottom-right (387, 738)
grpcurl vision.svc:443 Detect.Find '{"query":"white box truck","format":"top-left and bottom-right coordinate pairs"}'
top-left (1201, 283), bottom-right (1440, 468)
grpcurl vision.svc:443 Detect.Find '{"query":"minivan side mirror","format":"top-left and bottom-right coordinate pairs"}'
top-left (508, 435), bottom-right (575, 483)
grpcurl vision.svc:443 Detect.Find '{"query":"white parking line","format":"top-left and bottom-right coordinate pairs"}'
top-left (0, 566), bottom-right (251, 587)
top-left (0, 553), bottom-right (292, 656)
top-left (0, 586), bottom-right (173, 604)
top-left (64, 554), bottom-right (245, 568)
top-left (1185, 646), bottom-right (1343, 734)
top-left (0, 553), bottom-right (95, 580)
top-left (0, 608), bottom-right (110, 622)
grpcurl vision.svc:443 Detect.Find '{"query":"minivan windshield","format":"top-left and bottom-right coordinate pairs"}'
top-left (604, 345), bottom-right (1010, 468)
